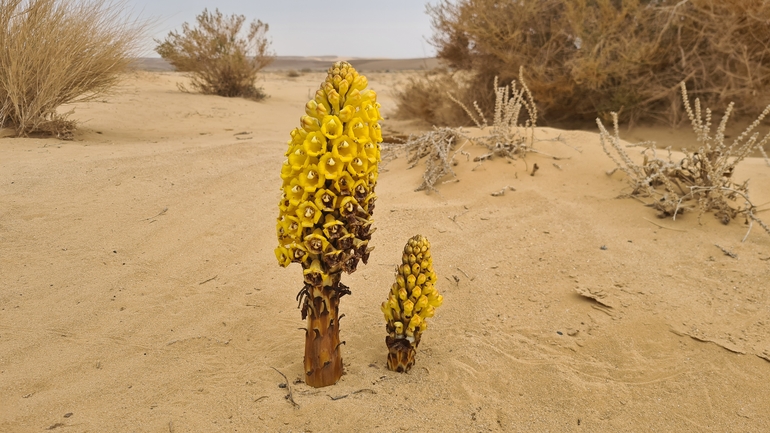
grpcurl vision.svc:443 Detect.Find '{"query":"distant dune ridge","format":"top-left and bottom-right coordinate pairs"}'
top-left (133, 56), bottom-right (440, 72)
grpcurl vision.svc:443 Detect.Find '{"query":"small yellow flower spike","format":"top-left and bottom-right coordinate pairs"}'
top-left (383, 235), bottom-right (441, 373)
top-left (320, 115), bottom-right (344, 140)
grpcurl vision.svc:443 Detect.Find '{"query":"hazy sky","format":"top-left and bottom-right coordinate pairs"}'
top-left (129, 0), bottom-right (438, 59)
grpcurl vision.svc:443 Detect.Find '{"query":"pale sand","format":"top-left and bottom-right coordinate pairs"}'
top-left (1, 69), bottom-right (770, 432)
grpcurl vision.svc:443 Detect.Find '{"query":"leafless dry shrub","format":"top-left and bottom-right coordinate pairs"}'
top-left (597, 82), bottom-right (770, 240)
top-left (407, 0), bottom-right (770, 127)
top-left (448, 67), bottom-right (538, 161)
top-left (0, 0), bottom-right (146, 138)
top-left (155, 8), bottom-right (274, 100)
top-left (387, 69), bottom-right (540, 192)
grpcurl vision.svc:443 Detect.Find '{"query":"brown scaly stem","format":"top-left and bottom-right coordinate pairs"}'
top-left (385, 335), bottom-right (420, 373)
top-left (299, 272), bottom-right (348, 387)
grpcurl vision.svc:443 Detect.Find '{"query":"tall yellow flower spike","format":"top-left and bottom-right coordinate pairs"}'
top-left (382, 235), bottom-right (442, 373)
top-left (275, 61), bottom-right (382, 388)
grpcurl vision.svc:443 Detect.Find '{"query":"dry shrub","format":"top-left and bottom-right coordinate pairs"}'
top-left (387, 69), bottom-right (540, 192)
top-left (155, 8), bottom-right (274, 100)
top-left (393, 69), bottom-right (469, 126)
top-left (597, 82), bottom-right (770, 240)
top-left (405, 0), bottom-right (770, 127)
top-left (0, 0), bottom-right (145, 138)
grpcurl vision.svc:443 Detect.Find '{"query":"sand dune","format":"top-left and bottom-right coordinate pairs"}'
top-left (1, 71), bottom-right (769, 432)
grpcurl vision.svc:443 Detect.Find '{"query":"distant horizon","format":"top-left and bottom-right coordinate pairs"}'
top-left (128, 1), bottom-right (438, 59)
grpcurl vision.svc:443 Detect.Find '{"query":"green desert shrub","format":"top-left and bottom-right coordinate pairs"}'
top-left (0, 0), bottom-right (146, 137)
top-left (397, 0), bottom-right (770, 127)
top-left (155, 8), bottom-right (274, 100)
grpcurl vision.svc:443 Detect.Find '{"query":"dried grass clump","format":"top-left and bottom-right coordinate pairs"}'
top-left (0, 0), bottom-right (145, 138)
top-left (155, 8), bottom-right (274, 100)
top-left (597, 82), bottom-right (770, 240)
top-left (412, 0), bottom-right (770, 126)
top-left (388, 69), bottom-right (539, 192)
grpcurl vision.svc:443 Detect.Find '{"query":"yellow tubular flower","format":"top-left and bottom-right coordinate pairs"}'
top-left (394, 321), bottom-right (404, 336)
top-left (429, 295), bottom-right (443, 308)
top-left (275, 246), bottom-right (292, 267)
top-left (288, 242), bottom-right (310, 264)
top-left (346, 156), bottom-right (369, 177)
top-left (362, 141), bottom-right (378, 163)
top-left (301, 115), bottom-right (321, 132)
top-left (338, 79), bottom-right (350, 98)
top-left (408, 315), bottom-right (422, 331)
top-left (331, 136), bottom-right (357, 162)
top-left (296, 201), bottom-right (322, 227)
top-left (403, 299), bottom-right (414, 317)
top-left (318, 153), bottom-right (345, 181)
top-left (288, 147), bottom-right (310, 171)
top-left (370, 123), bottom-right (383, 144)
top-left (285, 180), bottom-right (306, 207)
top-left (338, 196), bottom-right (359, 217)
top-left (333, 172), bottom-right (355, 195)
top-left (338, 105), bottom-right (356, 123)
top-left (419, 305), bottom-right (435, 319)
top-left (360, 102), bottom-right (380, 123)
top-left (347, 118), bottom-right (370, 143)
top-left (305, 100), bottom-right (321, 118)
top-left (299, 164), bottom-right (324, 192)
top-left (314, 188), bottom-right (337, 212)
top-left (304, 229), bottom-right (330, 255)
top-left (327, 88), bottom-right (341, 114)
top-left (381, 302), bottom-right (393, 321)
top-left (344, 89), bottom-right (362, 107)
top-left (352, 74), bottom-right (368, 91)
top-left (321, 115), bottom-right (344, 140)
top-left (281, 215), bottom-right (303, 238)
top-left (303, 132), bottom-right (327, 157)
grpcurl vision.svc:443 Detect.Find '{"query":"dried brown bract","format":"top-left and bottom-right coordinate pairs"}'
top-left (597, 82), bottom-right (770, 240)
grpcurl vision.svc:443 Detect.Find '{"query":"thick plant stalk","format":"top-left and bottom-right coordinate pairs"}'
top-left (382, 235), bottom-right (443, 373)
top-left (275, 61), bottom-right (381, 387)
top-left (301, 273), bottom-right (346, 387)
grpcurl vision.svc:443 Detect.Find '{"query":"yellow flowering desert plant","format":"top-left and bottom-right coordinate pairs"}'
top-left (381, 235), bottom-right (443, 372)
top-left (276, 61), bottom-right (382, 387)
